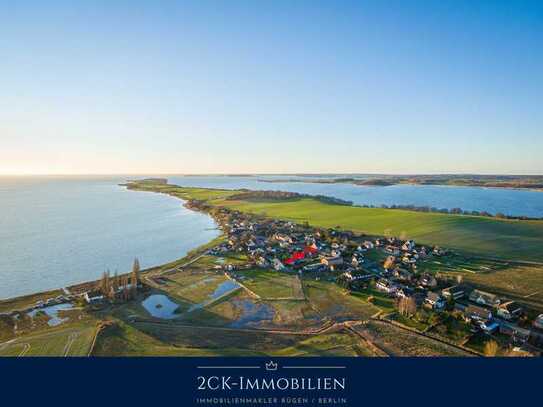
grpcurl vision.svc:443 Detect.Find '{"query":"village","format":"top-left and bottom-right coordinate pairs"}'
top-left (192, 199), bottom-right (543, 356)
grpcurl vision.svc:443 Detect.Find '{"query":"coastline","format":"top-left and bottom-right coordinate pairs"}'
top-left (2, 179), bottom-right (542, 309)
top-left (258, 178), bottom-right (543, 192)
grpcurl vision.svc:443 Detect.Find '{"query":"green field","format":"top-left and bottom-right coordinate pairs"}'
top-left (353, 320), bottom-right (472, 357)
top-left (304, 279), bottom-right (379, 322)
top-left (217, 198), bottom-right (543, 262)
top-left (235, 269), bottom-right (304, 299)
top-left (0, 324), bottom-right (96, 357)
top-left (461, 264), bottom-right (543, 311)
top-left (126, 182), bottom-right (543, 263)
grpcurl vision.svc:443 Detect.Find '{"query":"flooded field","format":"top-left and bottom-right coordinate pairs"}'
top-left (187, 280), bottom-right (241, 312)
top-left (27, 303), bottom-right (75, 327)
top-left (229, 299), bottom-right (275, 328)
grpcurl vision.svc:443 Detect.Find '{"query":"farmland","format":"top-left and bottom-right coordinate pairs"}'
top-left (217, 197), bottom-right (543, 263)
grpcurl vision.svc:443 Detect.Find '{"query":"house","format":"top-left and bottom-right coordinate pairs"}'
top-left (464, 305), bottom-right (493, 322)
top-left (425, 292), bottom-right (446, 310)
top-left (442, 285), bottom-right (468, 301)
top-left (496, 301), bottom-right (523, 321)
top-left (393, 268), bottom-right (413, 282)
top-left (274, 233), bottom-right (293, 244)
top-left (419, 273), bottom-right (437, 288)
top-left (533, 314), bottom-right (543, 331)
top-left (321, 256), bottom-right (344, 270)
top-left (385, 245), bottom-right (400, 256)
top-left (500, 322), bottom-right (531, 342)
top-left (303, 263), bottom-right (325, 272)
top-left (478, 319), bottom-right (499, 334)
top-left (402, 240), bottom-right (415, 251)
top-left (469, 289), bottom-right (500, 307)
top-left (375, 278), bottom-right (397, 295)
top-left (84, 290), bottom-right (104, 304)
top-left (256, 256), bottom-right (270, 268)
top-left (273, 258), bottom-right (286, 271)
top-left (396, 287), bottom-right (415, 299)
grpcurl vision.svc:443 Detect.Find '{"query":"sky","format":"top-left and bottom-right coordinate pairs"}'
top-left (0, 0), bottom-right (542, 175)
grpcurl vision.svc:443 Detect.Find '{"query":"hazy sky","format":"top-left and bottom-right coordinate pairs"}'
top-left (1, 0), bottom-right (542, 175)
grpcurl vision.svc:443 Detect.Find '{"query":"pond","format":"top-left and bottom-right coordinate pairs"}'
top-left (141, 294), bottom-right (180, 319)
top-left (27, 303), bottom-right (75, 327)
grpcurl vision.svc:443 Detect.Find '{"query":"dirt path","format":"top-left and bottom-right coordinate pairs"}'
top-left (63, 332), bottom-right (78, 356)
top-left (131, 317), bottom-right (351, 336)
top-left (345, 325), bottom-right (390, 357)
top-left (18, 343), bottom-right (30, 357)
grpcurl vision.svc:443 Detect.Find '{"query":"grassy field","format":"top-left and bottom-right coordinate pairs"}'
top-left (351, 288), bottom-right (396, 314)
top-left (461, 264), bottom-right (543, 312)
top-left (217, 198), bottom-right (543, 262)
top-left (92, 318), bottom-right (371, 356)
top-left (0, 324), bottom-right (96, 357)
top-left (162, 271), bottom-right (232, 305)
top-left (304, 279), bottom-right (379, 322)
top-left (273, 331), bottom-right (377, 356)
top-left (235, 269), bottom-right (304, 299)
top-left (353, 320), bottom-right (472, 356)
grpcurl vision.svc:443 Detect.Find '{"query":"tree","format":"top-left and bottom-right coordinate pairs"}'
top-left (131, 258), bottom-right (140, 298)
top-left (484, 340), bottom-right (499, 357)
top-left (100, 271), bottom-right (110, 297)
top-left (121, 275), bottom-right (130, 302)
top-left (397, 296), bottom-right (417, 317)
top-left (112, 271), bottom-right (120, 294)
top-left (404, 296), bottom-right (417, 317)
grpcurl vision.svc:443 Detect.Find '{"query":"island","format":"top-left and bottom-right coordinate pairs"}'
top-left (258, 174), bottom-right (543, 190)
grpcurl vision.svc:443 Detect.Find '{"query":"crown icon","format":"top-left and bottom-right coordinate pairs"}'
top-left (265, 361), bottom-right (278, 371)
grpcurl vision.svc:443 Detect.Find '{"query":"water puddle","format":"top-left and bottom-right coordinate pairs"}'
top-left (27, 303), bottom-right (74, 327)
top-left (229, 299), bottom-right (275, 328)
top-left (141, 294), bottom-right (180, 319)
top-left (187, 280), bottom-right (241, 313)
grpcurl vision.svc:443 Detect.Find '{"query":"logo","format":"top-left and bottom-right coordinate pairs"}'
top-left (265, 361), bottom-right (278, 371)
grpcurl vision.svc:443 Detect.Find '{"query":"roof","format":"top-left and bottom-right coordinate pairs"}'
top-left (466, 305), bottom-right (492, 319)
top-left (499, 301), bottom-right (522, 313)
top-left (469, 289), bottom-right (499, 304)
top-left (443, 285), bottom-right (466, 294)
top-left (426, 292), bottom-right (442, 302)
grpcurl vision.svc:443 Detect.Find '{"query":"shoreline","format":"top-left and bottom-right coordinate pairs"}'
top-left (2, 179), bottom-right (542, 310)
top-left (258, 178), bottom-right (543, 192)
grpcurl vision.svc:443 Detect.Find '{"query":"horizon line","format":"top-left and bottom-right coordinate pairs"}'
top-left (1, 172), bottom-right (542, 177)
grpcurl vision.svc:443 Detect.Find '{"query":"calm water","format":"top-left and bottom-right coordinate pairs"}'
top-left (141, 294), bottom-right (180, 319)
top-left (0, 176), bottom-right (219, 300)
top-left (169, 176), bottom-right (543, 218)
